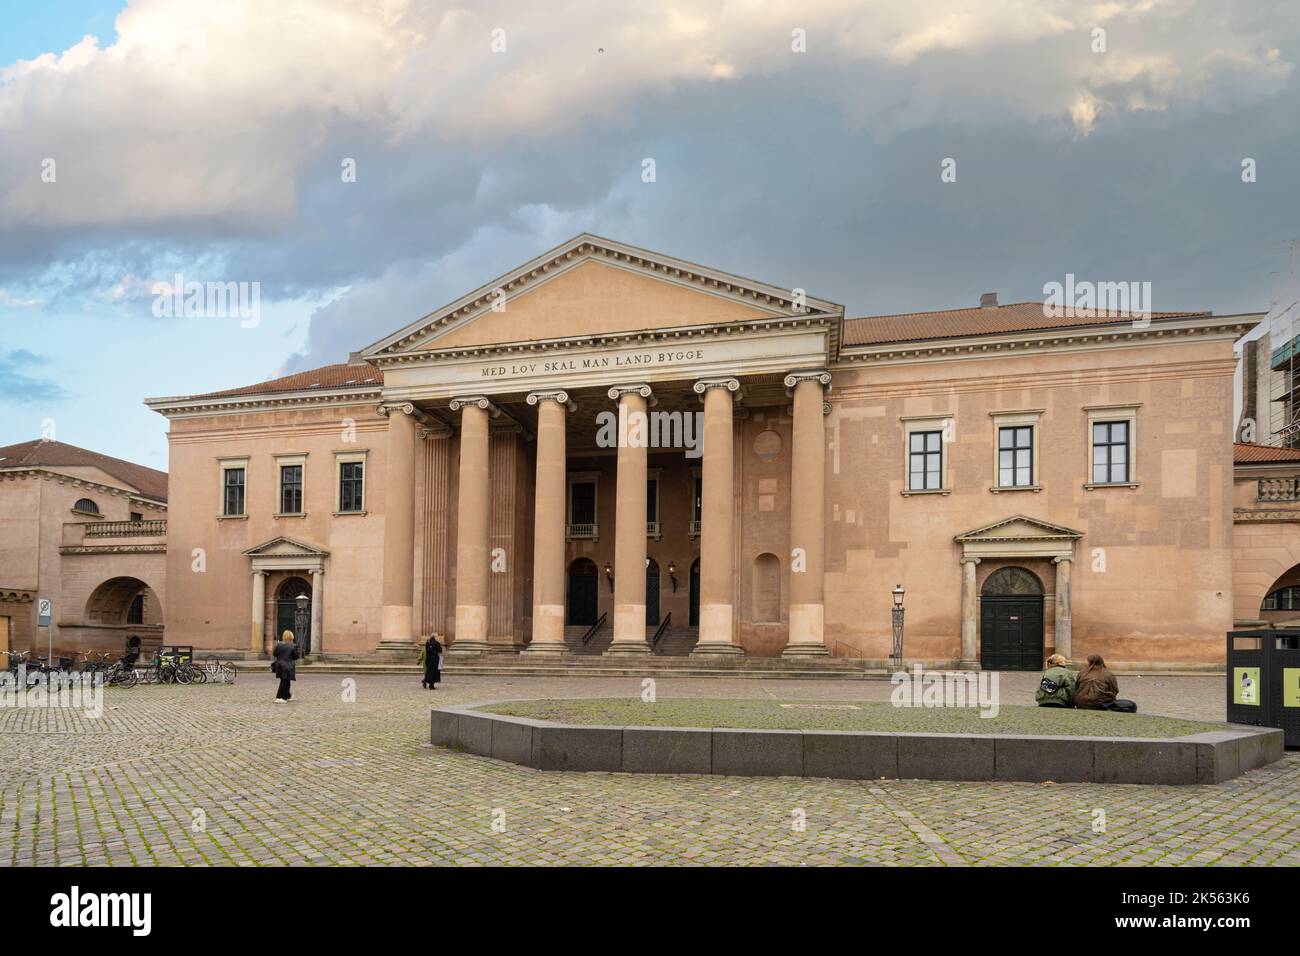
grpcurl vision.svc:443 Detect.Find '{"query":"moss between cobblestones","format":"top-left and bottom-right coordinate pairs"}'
top-left (481, 698), bottom-right (1221, 737)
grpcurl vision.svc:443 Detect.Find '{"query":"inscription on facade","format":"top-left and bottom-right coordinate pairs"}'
top-left (481, 349), bottom-right (706, 377)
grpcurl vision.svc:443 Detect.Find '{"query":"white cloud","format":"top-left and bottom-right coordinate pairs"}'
top-left (0, 0), bottom-right (1293, 239)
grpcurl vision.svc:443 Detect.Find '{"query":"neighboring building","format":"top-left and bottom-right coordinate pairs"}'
top-left (0, 439), bottom-right (167, 661)
top-left (1232, 441), bottom-right (1300, 626)
top-left (145, 235), bottom-right (1260, 668)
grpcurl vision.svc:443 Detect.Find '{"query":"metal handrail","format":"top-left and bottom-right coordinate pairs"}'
top-left (651, 612), bottom-right (672, 646)
top-left (581, 612), bottom-right (607, 646)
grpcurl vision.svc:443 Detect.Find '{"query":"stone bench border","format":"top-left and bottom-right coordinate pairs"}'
top-left (430, 700), bottom-right (1285, 785)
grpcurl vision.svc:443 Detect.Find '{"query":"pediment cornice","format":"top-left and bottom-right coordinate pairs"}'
top-left (358, 234), bottom-right (843, 361)
top-left (955, 515), bottom-right (1084, 542)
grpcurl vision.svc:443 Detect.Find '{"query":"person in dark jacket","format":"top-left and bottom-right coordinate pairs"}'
top-left (420, 635), bottom-right (443, 690)
top-left (121, 635), bottom-right (141, 667)
top-left (272, 630), bottom-right (301, 702)
top-left (1074, 654), bottom-right (1119, 709)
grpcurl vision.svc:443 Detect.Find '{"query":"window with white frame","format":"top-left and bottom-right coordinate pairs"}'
top-left (1085, 404), bottom-right (1140, 487)
top-left (901, 415), bottom-right (952, 494)
top-left (218, 458), bottom-right (248, 517)
top-left (335, 450), bottom-right (367, 513)
top-left (989, 409), bottom-right (1043, 491)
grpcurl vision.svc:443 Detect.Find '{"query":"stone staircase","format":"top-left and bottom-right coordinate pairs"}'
top-left (650, 625), bottom-right (699, 656)
top-left (563, 621), bottom-right (612, 655)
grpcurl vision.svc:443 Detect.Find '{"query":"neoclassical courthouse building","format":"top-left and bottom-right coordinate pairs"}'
top-left (133, 235), bottom-right (1276, 669)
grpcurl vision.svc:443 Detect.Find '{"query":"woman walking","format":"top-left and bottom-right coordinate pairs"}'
top-left (272, 629), bottom-right (301, 703)
top-left (420, 634), bottom-right (443, 690)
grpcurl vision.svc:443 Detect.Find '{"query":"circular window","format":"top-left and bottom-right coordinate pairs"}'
top-left (754, 430), bottom-right (782, 462)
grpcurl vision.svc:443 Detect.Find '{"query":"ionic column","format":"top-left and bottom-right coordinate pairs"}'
top-left (250, 570), bottom-right (267, 654)
top-left (379, 402), bottom-right (420, 645)
top-left (1053, 555), bottom-right (1073, 659)
top-left (692, 378), bottom-right (743, 656)
top-left (449, 396), bottom-right (494, 655)
top-left (310, 568), bottom-right (325, 659)
top-left (959, 557), bottom-right (981, 669)
top-left (607, 384), bottom-right (652, 655)
top-left (783, 370), bottom-right (831, 657)
top-left (525, 390), bottom-right (570, 654)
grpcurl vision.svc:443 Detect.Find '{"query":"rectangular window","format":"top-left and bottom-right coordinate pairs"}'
top-left (280, 464), bottom-right (303, 514)
top-left (1092, 421), bottom-right (1129, 484)
top-left (998, 426), bottom-right (1033, 488)
top-left (569, 480), bottom-right (596, 525)
top-left (338, 461), bottom-right (365, 512)
top-left (130, 512), bottom-right (143, 522)
top-left (908, 431), bottom-right (942, 491)
top-left (646, 478), bottom-right (658, 523)
top-left (692, 476), bottom-right (703, 522)
top-left (222, 467), bottom-right (245, 516)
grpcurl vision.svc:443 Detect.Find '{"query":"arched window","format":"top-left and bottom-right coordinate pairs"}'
top-left (981, 567), bottom-right (1043, 596)
top-left (74, 498), bottom-right (100, 515)
top-left (1263, 586), bottom-right (1300, 611)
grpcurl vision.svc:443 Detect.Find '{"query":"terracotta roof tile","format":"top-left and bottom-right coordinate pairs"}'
top-left (1234, 442), bottom-right (1300, 464)
top-left (186, 364), bottom-right (384, 400)
top-left (0, 439), bottom-right (168, 502)
top-left (842, 301), bottom-right (1210, 347)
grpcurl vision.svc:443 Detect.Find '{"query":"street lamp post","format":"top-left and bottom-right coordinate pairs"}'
top-left (891, 584), bottom-right (906, 670)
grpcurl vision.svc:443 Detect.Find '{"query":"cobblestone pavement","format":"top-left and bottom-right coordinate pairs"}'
top-left (1, 672), bottom-right (1297, 866)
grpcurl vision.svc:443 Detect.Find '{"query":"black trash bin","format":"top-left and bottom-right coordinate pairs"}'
top-left (1226, 628), bottom-right (1300, 747)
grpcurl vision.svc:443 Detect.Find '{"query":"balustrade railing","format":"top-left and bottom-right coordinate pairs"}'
top-left (1258, 478), bottom-right (1300, 502)
top-left (84, 520), bottom-right (167, 538)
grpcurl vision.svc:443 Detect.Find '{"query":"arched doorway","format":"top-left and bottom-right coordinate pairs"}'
top-left (566, 558), bottom-right (598, 626)
top-left (980, 566), bottom-right (1044, 670)
top-left (688, 558), bottom-right (700, 627)
top-left (85, 577), bottom-right (160, 626)
top-left (275, 576), bottom-right (313, 654)
top-left (646, 558), bottom-right (660, 627)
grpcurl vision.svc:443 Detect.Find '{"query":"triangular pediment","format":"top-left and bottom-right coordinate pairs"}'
top-left (358, 234), bottom-right (842, 358)
top-left (955, 515), bottom-right (1083, 542)
top-left (242, 536), bottom-right (329, 558)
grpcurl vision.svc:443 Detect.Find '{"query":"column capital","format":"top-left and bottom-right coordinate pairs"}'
top-left (783, 369), bottom-right (832, 391)
top-left (251, 569), bottom-right (268, 577)
top-left (607, 383), bottom-right (653, 401)
top-left (376, 401), bottom-right (433, 425)
top-left (960, 556), bottom-right (982, 566)
top-left (692, 377), bottom-right (740, 396)
top-left (310, 567), bottom-right (325, 577)
top-left (1052, 555), bottom-right (1073, 565)
top-left (526, 389), bottom-right (573, 409)
top-left (419, 423), bottom-right (453, 440)
top-left (448, 395), bottom-right (501, 416)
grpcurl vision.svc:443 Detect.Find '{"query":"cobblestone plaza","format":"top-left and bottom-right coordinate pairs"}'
top-left (2, 673), bottom-right (1298, 867)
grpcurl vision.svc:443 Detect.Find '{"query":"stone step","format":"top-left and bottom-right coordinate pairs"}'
top-left (230, 659), bottom-right (886, 680)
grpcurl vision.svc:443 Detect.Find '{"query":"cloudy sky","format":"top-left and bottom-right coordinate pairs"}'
top-left (1, 0), bottom-right (1297, 469)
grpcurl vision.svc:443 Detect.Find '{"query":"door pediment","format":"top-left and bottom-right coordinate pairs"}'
top-left (955, 515), bottom-right (1082, 560)
top-left (244, 536), bottom-right (329, 572)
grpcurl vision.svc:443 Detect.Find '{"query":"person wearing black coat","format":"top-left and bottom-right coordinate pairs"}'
top-left (272, 630), bottom-right (301, 702)
top-left (420, 635), bottom-right (443, 690)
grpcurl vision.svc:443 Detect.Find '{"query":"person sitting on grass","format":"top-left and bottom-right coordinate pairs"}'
top-left (1075, 654), bottom-right (1138, 712)
top-left (1034, 653), bottom-right (1077, 708)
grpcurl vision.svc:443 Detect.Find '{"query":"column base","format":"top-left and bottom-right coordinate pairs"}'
top-left (447, 640), bottom-right (491, 657)
top-left (605, 641), bottom-right (651, 656)
top-left (957, 658), bottom-right (980, 671)
top-left (522, 642), bottom-right (569, 656)
top-left (690, 642), bottom-right (745, 657)
top-left (781, 643), bottom-right (831, 658)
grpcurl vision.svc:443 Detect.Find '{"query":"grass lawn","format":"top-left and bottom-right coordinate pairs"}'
top-left (481, 698), bottom-right (1223, 738)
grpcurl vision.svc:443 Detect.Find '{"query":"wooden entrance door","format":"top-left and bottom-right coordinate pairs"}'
top-left (980, 567), bottom-right (1045, 670)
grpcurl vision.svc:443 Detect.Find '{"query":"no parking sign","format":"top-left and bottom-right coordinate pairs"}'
top-left (37, 598), bottom-right (52, 627)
